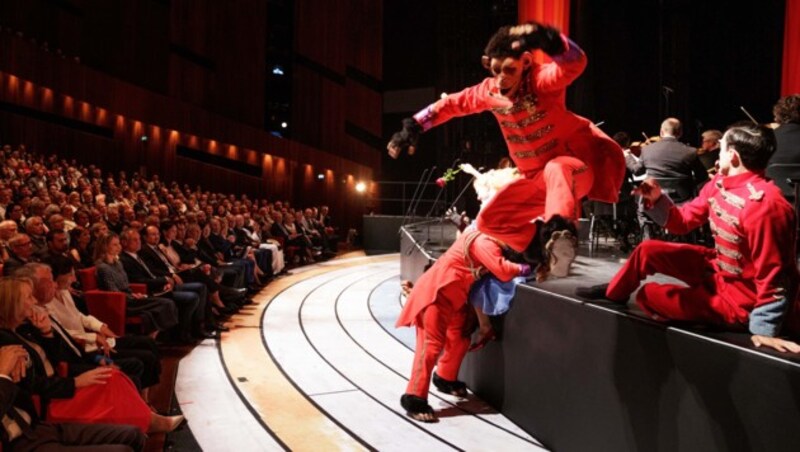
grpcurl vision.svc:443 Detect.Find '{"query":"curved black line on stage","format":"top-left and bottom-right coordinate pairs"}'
top-left (297, 267), bottom-right (461, 451)
top-left (259, 271), bottom-right (378, 452)
top-left (216, 337), bottom-right (291, 451)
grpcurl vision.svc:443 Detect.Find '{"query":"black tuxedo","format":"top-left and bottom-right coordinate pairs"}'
top-left (0, 328), bottom-right (75, 404)
top-left (119, 252), bottom-right (169, 293)
top-left (632, 137), bottom-right (709, 182)
top-left (137, 244), bottom-right (173, 278)
top-left (631, 136), bottom-right (709, 201)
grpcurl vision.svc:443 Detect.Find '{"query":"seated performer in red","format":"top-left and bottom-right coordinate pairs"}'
top-left (388, 22), bottom-right (625, 277)
top-left (396, 228), bottom-right (531, 422)
top-left (576, 123), bottom-right (800, 353)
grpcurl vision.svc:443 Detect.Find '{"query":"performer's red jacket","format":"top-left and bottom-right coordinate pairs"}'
top-left (647, 171), bottom-right (799, 336)
top-left (413, 36), bottom-right (624, 205)
top-left (396, 231), bottom-right (522, 327)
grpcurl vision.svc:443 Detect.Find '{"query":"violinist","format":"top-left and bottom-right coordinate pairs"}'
top-left (697, 129), bottom-right (723, 174)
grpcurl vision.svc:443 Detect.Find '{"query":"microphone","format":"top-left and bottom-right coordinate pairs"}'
top-left (662, 85), bottom-right (674, 94)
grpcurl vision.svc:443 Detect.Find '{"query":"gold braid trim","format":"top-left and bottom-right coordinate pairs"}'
top-left (710, 219), bottom-right (741, 243)
top-left (717, 259), bottom-right (743, 275)
top-left (500, 111), bottom-right (547, 129)
top-left (514, 139), bottom-right (558, 159)
top-left (708, 198), bottom-right (740, 227)
top-left (715, 243), bottom-right (742, 260)
top-left (715, 180), bottom-right (746, 209)
top-left (491, 93), bottom-right (538, 115)
top-left (506, 124), bottom-right (555, 144)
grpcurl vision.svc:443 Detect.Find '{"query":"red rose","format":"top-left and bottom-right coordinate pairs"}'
top-left (436, 177), bottom-right (446, 188)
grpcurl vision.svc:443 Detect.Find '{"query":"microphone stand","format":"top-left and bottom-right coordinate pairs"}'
top-left (408, 166), bottom-right (437, 224)
top-left (400, 167), bottom-right (430, 230)
top-left (424, 159), bottom-right (461, 219)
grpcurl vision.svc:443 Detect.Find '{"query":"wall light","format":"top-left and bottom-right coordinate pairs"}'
top-left (317, 173), bottom-right (325, 180)
top-left (355, 182), bottom-right (367, 193)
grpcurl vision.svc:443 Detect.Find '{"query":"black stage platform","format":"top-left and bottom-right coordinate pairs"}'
top-left (400, 224), bottom-right (800, 452)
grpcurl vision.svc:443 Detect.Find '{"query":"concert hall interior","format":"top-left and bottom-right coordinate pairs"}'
top-left (0, 0), bottom-right (799, 451)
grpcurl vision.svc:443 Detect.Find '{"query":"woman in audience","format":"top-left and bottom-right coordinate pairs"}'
top-left (93, 233), bottom-right (179, 338)
top-left (68, 226), bottom-right (94, 269)
top-left (0, 277), bottom-right (184, 433)
top-left (46, 255), bottom-right (163, 402)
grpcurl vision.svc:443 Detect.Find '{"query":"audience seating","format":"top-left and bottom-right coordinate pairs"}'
top-left (77, 267), bottom-right (146, 336)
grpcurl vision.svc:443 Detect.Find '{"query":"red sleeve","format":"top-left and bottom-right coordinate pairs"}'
top-left (532, 35), bottom-right (587, 93)
top-left (414, 79), bottom-right (495, 131)
top-left (663, 179), bottom-right (713, 234)
top-left (469, 234), bottom-right (522, 282)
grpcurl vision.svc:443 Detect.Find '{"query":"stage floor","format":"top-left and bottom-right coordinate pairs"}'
top-left (174, 253), bottom-right (546, 451)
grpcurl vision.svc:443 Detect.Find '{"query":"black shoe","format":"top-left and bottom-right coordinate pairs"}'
top-left (214, 322), bottom-right (230, 332)
top-left (575, 283), bottom-right (618, 301)
top-left (400, 394), bottom-right (437, 423)
top-left (432, 372), bottom-right (467, 397)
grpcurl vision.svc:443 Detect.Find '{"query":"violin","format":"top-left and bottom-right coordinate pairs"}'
top-left (628, 134), bottom-right (659, 157)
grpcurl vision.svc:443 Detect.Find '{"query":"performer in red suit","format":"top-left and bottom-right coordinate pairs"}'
top-left (397, 229), bottom-right (530, 422)
top-left (577, 123), bottom-right (800, 353)
top-left (388, 22), bottom-right (625, 277)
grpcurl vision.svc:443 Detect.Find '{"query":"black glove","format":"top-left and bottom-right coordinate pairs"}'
top-left (513, 22), bottom-right (565, 56)
top-left (387, 118), bottom-right (423, 158)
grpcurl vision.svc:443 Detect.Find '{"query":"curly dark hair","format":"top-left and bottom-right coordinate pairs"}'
top-left (484, 25), bottom-right (526, 60)
top-left (772, 94), bottom-right (800, 124)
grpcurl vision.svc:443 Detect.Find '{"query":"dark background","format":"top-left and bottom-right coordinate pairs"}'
top-left (0, 0), bottom-right (788, 218)
top-left (382, 0), bottom-right (785, 173)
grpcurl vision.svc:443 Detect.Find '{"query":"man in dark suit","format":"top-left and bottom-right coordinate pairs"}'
top-left (627, 118), bottom-right (709, 199)
top-left (0, 345), bottom-right (146, 451)
top-left (767, 94), bottom-right (800, 197)
top-left (626, 118), bottom-right (709, 238)
top-left (119, 228), bottom-right (215, 341)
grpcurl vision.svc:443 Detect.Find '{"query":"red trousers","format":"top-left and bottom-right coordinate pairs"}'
top-left (529, 155), bottom-right (595, 222)
top-left (406, 301), bottom-right (470, 399)
top-left (607, 240), bottom-right (747, 327)
top-left (477, 155), bottom-right (595, 251)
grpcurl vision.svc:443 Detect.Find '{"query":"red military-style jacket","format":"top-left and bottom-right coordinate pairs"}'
top-left (396, 231), bottom-right (522, 328)
top-left (413, 36), bottom-right (624, 205)
top-left (649, 171), bottom-right (799, 336)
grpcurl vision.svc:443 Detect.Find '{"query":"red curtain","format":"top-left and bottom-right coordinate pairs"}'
top-left (782, 0), bottom-right (800, 96)
top-left (518, 0), bottom-right (570, 34)
top-left (518, 0), bottom-right (570, 64)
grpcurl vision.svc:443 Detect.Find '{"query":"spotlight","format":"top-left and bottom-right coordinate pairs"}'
top-left (317, 173), bottom-right (325, 180)
top-left (281, 122), bottom-right (288, 128)
top-left (355, 182), bottom-right (367, 193)
top-left (272, 65), bottom-right (285, 76)
top-left (140, 135), bottom-right (149, 142)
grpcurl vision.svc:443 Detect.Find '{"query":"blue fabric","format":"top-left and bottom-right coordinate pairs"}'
top-left (468, 275), bottom-right (526, 316)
